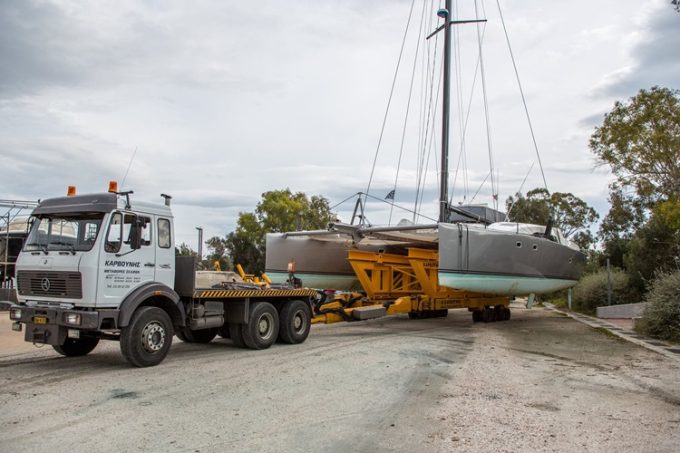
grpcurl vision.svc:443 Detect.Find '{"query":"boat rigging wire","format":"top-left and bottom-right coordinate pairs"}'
top-left (389, 0), bottom-right (428, 226)
top-left (414, 0), bottom-right (439, 222)
top-left (474, 0), bottom-right (498, 212)
top-left (505, 161), bottom-right (536, 220)
top-left (415, 2), bottom-right (444, 223)
top-left (495, 0), bottom-right (549, 193)
top-left (450, 22), bottom-right (487, 208)
top-left (364, 0), bottom-right (417, 209)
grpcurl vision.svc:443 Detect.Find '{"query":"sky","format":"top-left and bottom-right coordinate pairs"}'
top-left (1, 0), bottom-right (679, 252)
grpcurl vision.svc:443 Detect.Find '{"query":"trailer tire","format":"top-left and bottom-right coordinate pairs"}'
top-left (177, 326), bottom-right (218, 343)
top-left (472, 310), bottom-right (482, 323)
top-left (228, 323), bottom-right (246, 348)
top-left (53, 337), bottom-right (99, 357)
top-left (242, 302), bottom-right (279, 350)
top-left (120, 306), bottom-right (173, 367)
top-left (482, 306), bottom-right (495, 323)
top-left (278, 300), bottom-right (311, 344)
top-left (503, 307), bottom-right (511, 321)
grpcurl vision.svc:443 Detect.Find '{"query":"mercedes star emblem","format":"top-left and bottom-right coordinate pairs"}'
top-left (41, 278), bottom-right (51, 292)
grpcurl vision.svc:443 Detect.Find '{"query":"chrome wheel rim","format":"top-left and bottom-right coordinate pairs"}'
top-left (142, 322), bottom-right (165, 352)
top-left (257, 313), bottom-right (274, 341)
top-left (293, 310), bottom-right (306, 334)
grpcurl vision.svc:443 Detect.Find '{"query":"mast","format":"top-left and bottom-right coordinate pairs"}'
top-left (439, 0), bottom-right (452, 223)
top-left (427, 4), bottom-right (485, 223)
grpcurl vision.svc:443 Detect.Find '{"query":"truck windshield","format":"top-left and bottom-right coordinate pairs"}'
top-left (24, 213), bottom-right (104, 253)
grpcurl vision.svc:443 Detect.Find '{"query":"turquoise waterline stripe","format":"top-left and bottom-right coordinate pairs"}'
top-left (438, 271), bottom-right (577, 296)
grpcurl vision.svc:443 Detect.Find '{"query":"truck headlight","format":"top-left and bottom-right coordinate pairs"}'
top-left (9, 308), bottom-right (22, 320)
top-left (65, 313), bottom-right (81, 326)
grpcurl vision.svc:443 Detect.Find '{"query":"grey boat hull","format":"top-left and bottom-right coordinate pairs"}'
top-left (438, 223), bottom-right (585, 296)
top-left (265, 233), bottom-right (362, 290)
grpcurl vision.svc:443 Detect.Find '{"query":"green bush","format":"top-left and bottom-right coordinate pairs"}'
top-left (638, 271), bottom-right (680, 342)
top-left (572, 268), bottom-right (637, 314)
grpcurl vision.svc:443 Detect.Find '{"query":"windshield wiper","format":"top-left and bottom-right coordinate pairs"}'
top-left (49, 241), bottom-right (76, 255)
top-left (26, 242), bottom-right (48, 255)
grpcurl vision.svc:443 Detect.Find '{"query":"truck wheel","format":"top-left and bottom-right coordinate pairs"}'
top-left (176, 326), bottom-right (218, 343)
top-left (278, 300), bottom-right (311, 344)
top-left (53, 337), bottom-right (99, 357)
top-left (228, 323), bottom-right (246, 348)
top-left (242, 302), bottom-right (279, 350)
top-left (120, 306), bottom-right (173, 367)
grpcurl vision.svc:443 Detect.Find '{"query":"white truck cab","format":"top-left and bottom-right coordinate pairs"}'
top-left (17, 192), bottom-right (175, 309)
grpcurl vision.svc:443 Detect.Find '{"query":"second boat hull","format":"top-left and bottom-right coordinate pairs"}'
top-left (438, 223), bottom-right (585, 296)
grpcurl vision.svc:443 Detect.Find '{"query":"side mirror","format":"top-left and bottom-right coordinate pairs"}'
top-left (129, 220), bottom-right (143, 250)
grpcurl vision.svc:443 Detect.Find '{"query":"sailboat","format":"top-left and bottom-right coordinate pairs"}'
top-left (265, 1), bottom-right (585, 295)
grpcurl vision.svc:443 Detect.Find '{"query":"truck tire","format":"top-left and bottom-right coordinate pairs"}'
top-left (53, 337), bottom-right (99, 357)
top-left (176, 326), bottom-right (218, 343)
top-left (278, 299), bottom-right (311, 344)
top-left (228, 323), bottom-right (245, 348)
top-left (120, 306), bottom-right (173, 367)
top-left (242, 302), bottom-right (279, 350)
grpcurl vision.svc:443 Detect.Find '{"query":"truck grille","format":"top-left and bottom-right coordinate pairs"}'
top-left (17, 271), bottom-right (83, 299)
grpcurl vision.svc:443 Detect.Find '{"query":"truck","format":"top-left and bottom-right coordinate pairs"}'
top-left (8, 183), bottom-right (513, 367)
top-left (7, 184), bottom-right (318, 367)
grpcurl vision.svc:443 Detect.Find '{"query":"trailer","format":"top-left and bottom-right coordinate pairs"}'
top-left (309, 248), bottom-right (511, 325)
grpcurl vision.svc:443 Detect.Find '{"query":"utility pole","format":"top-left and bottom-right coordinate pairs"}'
top-left (196, 227), bottom-right (203, 261)
top-left (606, 257), bottom-right (612, 305)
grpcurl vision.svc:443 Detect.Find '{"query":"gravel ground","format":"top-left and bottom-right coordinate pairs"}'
top-left (1, 306), bottom-right (678, 452)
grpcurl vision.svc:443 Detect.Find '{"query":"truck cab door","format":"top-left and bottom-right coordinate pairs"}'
top-left (154, 216), bottom-right (175, 288)
top-left (96, 212), bottom-right (156, 307)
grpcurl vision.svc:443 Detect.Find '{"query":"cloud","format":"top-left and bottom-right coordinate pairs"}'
top-left (593, 2), bottom-right (680, 97)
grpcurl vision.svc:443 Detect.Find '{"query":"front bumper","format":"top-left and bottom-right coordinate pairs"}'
top-left (9, 304), bottom-right (119, 345)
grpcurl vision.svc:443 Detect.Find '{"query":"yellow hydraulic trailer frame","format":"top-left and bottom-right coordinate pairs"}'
top-left (312, 248), bottom-right (510, 324)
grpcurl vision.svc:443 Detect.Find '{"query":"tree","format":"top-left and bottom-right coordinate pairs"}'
top-left (624, 200), bottom-right (680, 289)
top-left (505, 188), bottom-right (599, 250)
top-left (224, 189), bottom-right (333, 274)
top-left (175, 242), bottom-right (195, 256)
top-left (589, 87), bottom-right (680, 208)
top-left (205, 236), bottom-right (232, 271)
top-left (591, 87), bottom-right (680, 289)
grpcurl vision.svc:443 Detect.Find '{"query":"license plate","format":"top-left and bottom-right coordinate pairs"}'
top-left (33, 316), bottom-right (47, 325)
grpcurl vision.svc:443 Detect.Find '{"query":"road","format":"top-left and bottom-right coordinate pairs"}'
top-left (1, 306), bottom-right (679, 452)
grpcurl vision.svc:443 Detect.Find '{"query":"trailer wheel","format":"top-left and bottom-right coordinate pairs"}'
top-left (242, 302), bottom-right (279, 350)
top-left (482, 306), bottom-right (495, 323)
top-left (53, 337), bottom-right (99, 357)
top-left (120, 306), bottom-right (173, 367)
top-left (177, 326), bottom-right (218, 343)
top-left (278, 300), bottom-right (311, 344)
top-left (228, 323), bottom-right (246, 348)
top-left (503, 307), bottom-right (511, 321)
top-left (472, 310), bottom-right (482, 323)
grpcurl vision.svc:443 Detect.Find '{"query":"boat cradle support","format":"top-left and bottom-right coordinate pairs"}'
top-left (311, 248), bottom-right (510, 324)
